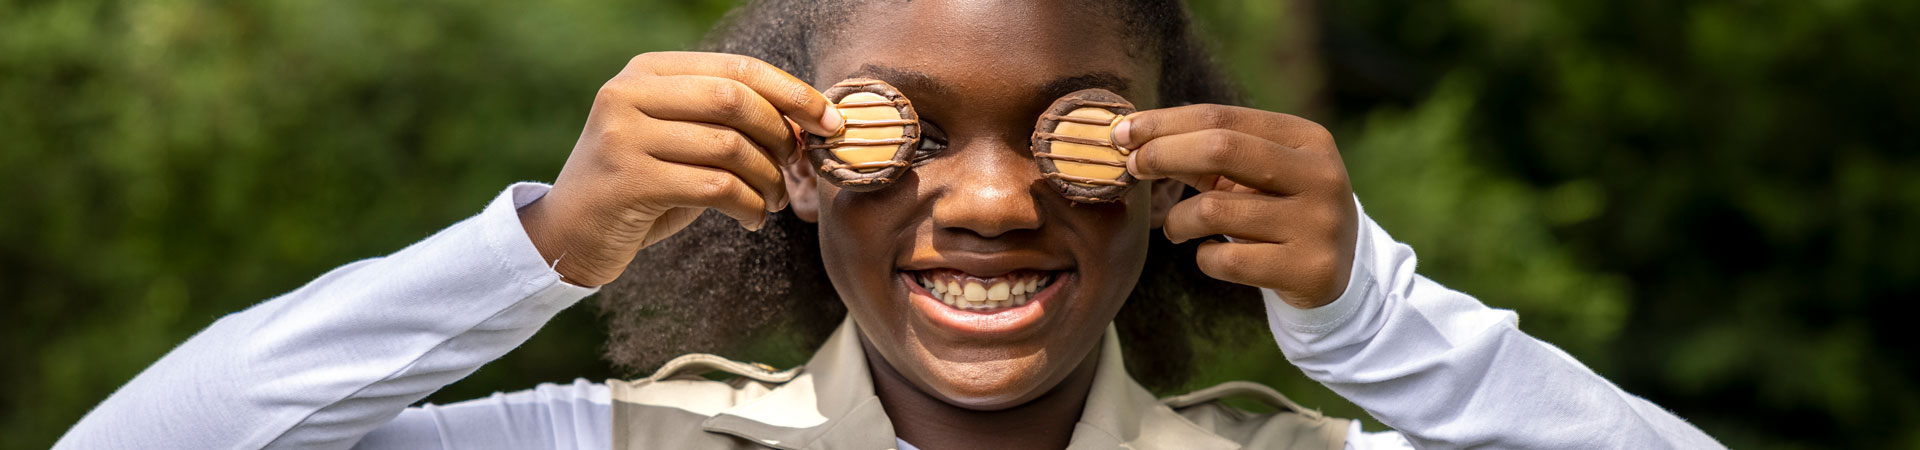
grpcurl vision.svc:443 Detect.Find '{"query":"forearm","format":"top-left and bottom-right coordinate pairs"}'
top-left (57, 183), bottom-right (597, 450)
top-left (1265, 200), bottom-right (1722, 449)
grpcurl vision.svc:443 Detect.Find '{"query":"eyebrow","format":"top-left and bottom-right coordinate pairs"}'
top-left (843, 64), bottom-right (1133, 106)
top-left (846, 64), bottom-right (957, 99)
top-left (1036, 72), bottom-right (1132, 104)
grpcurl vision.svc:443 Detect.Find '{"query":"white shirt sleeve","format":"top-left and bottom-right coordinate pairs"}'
top-left (1267, 198), bottom-right (1725, 449)
top-left (353, 379), bottom-right (613, 450)
top-left (55, 183), bottom-right (601, 450)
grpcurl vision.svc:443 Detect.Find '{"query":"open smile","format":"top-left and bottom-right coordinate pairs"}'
top-left (908, 269), bottom-right (1057, 311)
top-left (897, 268), bottom-right (1070, 338)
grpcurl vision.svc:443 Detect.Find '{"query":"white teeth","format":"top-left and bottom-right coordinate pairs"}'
top-left (987, 282), bottom-right (1010, 300)
top-left (963, 282), bottom-right (986, 301)
top-left (914, 271), bottom-right (1059, 310)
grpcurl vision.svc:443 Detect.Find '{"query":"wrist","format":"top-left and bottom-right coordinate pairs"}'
top-left (517, 197), bottom-right (615, 287)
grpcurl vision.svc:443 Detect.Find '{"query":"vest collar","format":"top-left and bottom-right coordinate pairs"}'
top-left (699, 318), bottom-right (1240, 450)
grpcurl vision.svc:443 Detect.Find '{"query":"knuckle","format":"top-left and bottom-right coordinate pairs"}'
top-left (1195, 248), bottom-right (1231, 279)
top-left (708, 128), bottom-right (747, 151)
top-left (591, 139), bottom-right (651, 177)
top-left (1302, 121), bottom-right (1337, 148)
top-left (1300, 202), bottom-right (1336, 229)
top-left (690, 173), bottom-right (739, 202)
top-left (595, 79), bottom-right (637, 105)
top-left (1197, 104), bottom-right (1238, 129)
top-left (707, 81), bottom-right (752, 120)
top-left (785, 82), bottom-right (814, 109)
top-left (1303, 244), bottom-right (1339, 272)
top-left (1321, 206), bottom-right (1355, 242)
top-left (592, 122), bottom-right (627, 149)
top-left (1200, 131), bottom-right (1240, 166)
top-left (627, 53), bottom-right (654, 67)
top-left (1192, 194), bottom-right (1235, 228)
top-left (1279, 119), bottom-right (1335, 150)
top-left (1203, 246), bottom-right (1257, 282)
top-left (585, 136), bottom-right (628, 172)
top-left (622, 53), bottom-right (659, 74)
top-left (1314, 165), bottom-right (1350, 190)
top-left (726, 54), bottom-right (762, 81)
top-left (723, 133), bottom-right (764, 163)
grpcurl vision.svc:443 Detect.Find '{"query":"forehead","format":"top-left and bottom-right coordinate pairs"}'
top-left (812, 0), bottom-right (1159, 110)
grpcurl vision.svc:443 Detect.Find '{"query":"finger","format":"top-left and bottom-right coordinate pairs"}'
top-left (1193, 241), bottom-right (1286, 291)
top-left (648, 121), bottom-right (788, 212)
top-left (1162, 190), bottom-right (1303, 244)
top-left (1194, 240), bottom-right (1349, 307)
top-left (645, 163), bottom-right (770, 230)
top-left (629, 52), bottom-right (843, 135)
top-left (1129, 128), bottom-right (1342, 195)
top-left (628, 75), bottom-right (799, 166)
top-left (1115, 104), bottom-right (1336, 152)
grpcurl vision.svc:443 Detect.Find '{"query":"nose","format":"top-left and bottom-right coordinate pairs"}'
top-left (929, 142), bottom-right (1043, 238)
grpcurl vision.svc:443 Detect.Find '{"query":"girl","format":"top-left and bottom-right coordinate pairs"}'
top-left (59, 1), bottom-right (1722, 449)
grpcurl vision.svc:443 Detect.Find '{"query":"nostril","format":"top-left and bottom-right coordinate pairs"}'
top-left (924, 139), bottom-right (1047, 237)
top-left (931, 182), bottom-right (1043, 238)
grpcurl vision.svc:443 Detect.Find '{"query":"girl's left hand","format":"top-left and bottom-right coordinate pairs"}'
top-left (1116, 105), bottom-right (1359, 309)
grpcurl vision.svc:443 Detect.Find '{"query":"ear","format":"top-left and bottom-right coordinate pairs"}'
top-left (1147, 178), bottom-right (1185, 229)
top-left (783, 150), bottom-right (821, 223)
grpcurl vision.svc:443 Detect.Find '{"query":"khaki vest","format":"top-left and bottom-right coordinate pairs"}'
top-left (608, 319), bottom-right (1348, 449)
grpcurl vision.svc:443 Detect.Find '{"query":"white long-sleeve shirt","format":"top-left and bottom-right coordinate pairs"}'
top-left (55, 183), bottom-right (1721, 449)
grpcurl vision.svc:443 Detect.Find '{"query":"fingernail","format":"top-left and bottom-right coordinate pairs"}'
top-left (1111, 116), bottom-right (1134, 149)
top-left (819, 107), bottom-right (845, 136)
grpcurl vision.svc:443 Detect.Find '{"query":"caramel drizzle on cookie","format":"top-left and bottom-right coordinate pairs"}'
top-left (805, 137), bottom-right (915, 150)
top-left (1043, 172), bottom-right (1128, 186)
top-left (1035, 96), bottom-right (1133, 190)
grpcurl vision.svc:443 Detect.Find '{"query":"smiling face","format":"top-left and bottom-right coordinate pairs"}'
top-left (787, 0), bottom-right (1173, 410)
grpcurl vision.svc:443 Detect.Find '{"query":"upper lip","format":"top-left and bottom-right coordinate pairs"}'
top-left (897, 250), bottom-right (1072, 277)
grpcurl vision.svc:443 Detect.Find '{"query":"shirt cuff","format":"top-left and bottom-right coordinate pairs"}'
top-left (487, 182), bottom-right (598, 299)
top-left (1263, 195), bottom-right (1380, 335)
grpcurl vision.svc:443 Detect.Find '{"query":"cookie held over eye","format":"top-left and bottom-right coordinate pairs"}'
top-left (1031, 89), bottom-right (1137, 203)
top-left (803, 78), bottom-right (920, 192)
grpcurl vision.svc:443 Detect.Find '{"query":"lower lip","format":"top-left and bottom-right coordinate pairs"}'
top-left (899, 272), bottom-right (1063, 339)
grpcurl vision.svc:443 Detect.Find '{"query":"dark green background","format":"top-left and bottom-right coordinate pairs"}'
top-left (4, 0), bottom-right (1915, 448)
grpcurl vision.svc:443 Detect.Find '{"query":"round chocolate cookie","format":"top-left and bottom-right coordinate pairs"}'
top-left (1031, 88), bottom-right (1137, 203)
top-left (802, 78), bottom-right (920, 192)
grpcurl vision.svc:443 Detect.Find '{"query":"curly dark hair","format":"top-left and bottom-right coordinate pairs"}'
top-left (596, 0), bottom-right (1265, 393)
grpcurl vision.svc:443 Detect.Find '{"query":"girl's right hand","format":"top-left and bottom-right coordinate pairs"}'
top-left (517, 52), bottom-right (844, 287)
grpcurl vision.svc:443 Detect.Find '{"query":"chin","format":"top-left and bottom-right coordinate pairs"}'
top-left (918, 354), bottom-right (1059, 410)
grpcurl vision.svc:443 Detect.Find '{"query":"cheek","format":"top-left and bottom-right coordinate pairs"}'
top-left (813, 180), bottom-right (918, 313)
top-left (1071, 186), bottom-right (1159, 313)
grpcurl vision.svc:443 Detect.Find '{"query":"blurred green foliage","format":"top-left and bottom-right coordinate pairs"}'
top-left (3, 0), bottom-right (1915, 448)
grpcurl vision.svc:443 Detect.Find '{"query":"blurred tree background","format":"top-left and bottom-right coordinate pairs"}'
top-left (3, 0), bottom-right (1914, 448)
